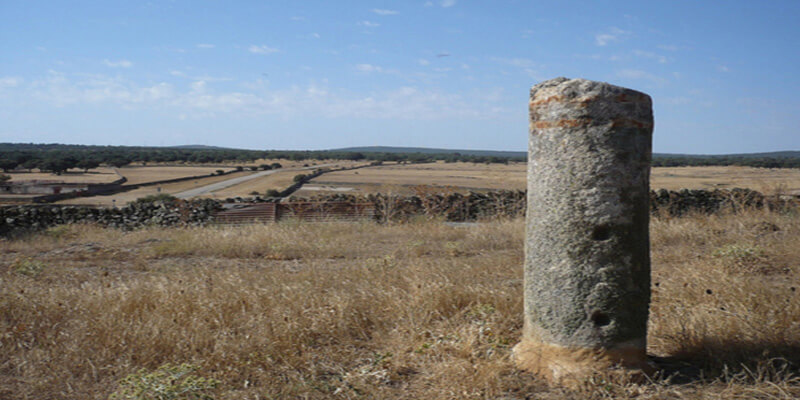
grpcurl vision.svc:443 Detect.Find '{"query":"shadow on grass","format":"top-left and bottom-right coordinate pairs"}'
top-left (652, 340), bottom-right (800, 384)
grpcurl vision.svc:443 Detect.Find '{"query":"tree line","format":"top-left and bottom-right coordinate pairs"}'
top-left (1, 143), bottom-right (799, 176)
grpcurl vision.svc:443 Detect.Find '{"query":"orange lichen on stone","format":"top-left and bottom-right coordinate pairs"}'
top-left (529, 95), bottom-right (566, 106)
top-left (532, 118), bottom-right (593, 129)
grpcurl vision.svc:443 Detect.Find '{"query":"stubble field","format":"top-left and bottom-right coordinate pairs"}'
top-left (1, 208), bottom-right (798, 399)
top-left (301, 162), bottom-right (800, 196)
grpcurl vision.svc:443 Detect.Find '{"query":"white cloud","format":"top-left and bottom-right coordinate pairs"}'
top-left (633, 49), bottom-right (668, 64)
top-left (355, 64), bottom-right (383, 73)
top-left (440, 0), bottom-right (457, 7)
top-left (0, 77), bottom-right (22, 88)
top-left (13, 71), bottom-right (511, 120)
top-left (196, 44), bottom-right (215, 49)
top-left (358, 20), bottom-right (380, 28)
top-left (424, 1), bottom-right (434, 7)
top-left (372, 9), bottom-right (398, 15)
top-left (658, 44), bottom-right (680, 51)
top-left (616, 69), bottom-right (667, 86)
top-left (103, 59), bottom-right (133, 68)
top-left (248, 45), bottom-right (279, 54)
top-left (718, 65), bottom-right (730, 72)
top-left (491, 57), bottom-right (537, 68)
top-left (418, 59), bottom-right (430, 66)
top-left (595, 27), bottom-right (629, 46)
top-left (290, 16), bottom-right (305, 21)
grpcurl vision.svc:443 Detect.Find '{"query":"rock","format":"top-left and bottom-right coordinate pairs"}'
top-left (515, 78), bottom-right (654, 383)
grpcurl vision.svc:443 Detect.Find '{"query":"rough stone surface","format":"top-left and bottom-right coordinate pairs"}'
top-left (516, 77), bottom-right (654, 381)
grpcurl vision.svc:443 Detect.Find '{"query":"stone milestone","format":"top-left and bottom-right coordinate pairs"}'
top-left (514, 77), bottom-right (654, 383)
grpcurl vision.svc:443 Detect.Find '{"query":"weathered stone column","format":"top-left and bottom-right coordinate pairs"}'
top-left (514, 77), bottom-right (654, 383)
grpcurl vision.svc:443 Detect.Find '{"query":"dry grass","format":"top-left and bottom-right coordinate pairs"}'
top-left (307, 162), bottom-right (528, 194)
top-left (1, 209), bottom-right (799, 399)
top-left (303, 163), bottom-right (800, 195)
top-left (56, 171), bottom-right (254, 206)
top-left (5, 168), bottom-right (120, 183)
top-left (651, 166), bottom-right (800, 195)
top-left (201, 170), bottom-right (301, 198)
top-left (118, 166), bottom-right (235, 185)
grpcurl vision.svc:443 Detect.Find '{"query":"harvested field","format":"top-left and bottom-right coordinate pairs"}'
top-left (118, 166), bottom-right (235, 185)
top-left (300, 162), bottom-right (800, 196)
top-left (56, 171), bottom-right (254, 206)
top-left (652, 166), bottom-right (800, 194)
top-left (4, 168), bottom-right (119, 183)
top-left (1, 210), bottom-right (799, 399)
top-left (199, 169), bottom-right (299, 198)
top-left (301, 162), bottom-right (527, 195)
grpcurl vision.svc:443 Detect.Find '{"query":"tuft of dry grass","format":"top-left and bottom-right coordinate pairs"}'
top-left (1, 209), bottom-right (799, 399)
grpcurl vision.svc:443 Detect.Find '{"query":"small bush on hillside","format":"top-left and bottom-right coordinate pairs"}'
top-left (0, 173), bottom-right (11, 183)
top-left (110, 363), bottom-right (219, 400)
top-left (11, 257), bottom-right (46, 277)
top-left (265, 189), bottom-right (281, 197)
top-left (214, 170), bottom-right (224, 175)
top-left (293, 174), bottom-right (308, 183)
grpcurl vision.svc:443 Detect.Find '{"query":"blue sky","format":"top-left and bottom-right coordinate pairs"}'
top-left (1, 1), bottom-right (798, 154)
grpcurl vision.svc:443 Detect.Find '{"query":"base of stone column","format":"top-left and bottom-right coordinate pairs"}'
top-left (513, 339), bottom-right (655, 386)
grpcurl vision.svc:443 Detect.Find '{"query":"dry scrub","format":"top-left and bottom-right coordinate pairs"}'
top-left (1, 210), bottom-right (799, 399)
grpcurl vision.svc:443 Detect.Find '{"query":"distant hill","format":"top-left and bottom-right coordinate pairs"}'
top-left (332, 146), bottom-right (527, 158)
top-left (335, 146), bottom-right (800, 160)
top-left (653, 151), bottom-right (800, 159)
top-left (170, 144), bottom-right (234, 150)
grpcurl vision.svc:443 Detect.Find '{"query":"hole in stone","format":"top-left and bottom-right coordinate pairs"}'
top-left (590, 311), bottom-right (611, 327)
top-left (591, 225), bottom-right (612, 241)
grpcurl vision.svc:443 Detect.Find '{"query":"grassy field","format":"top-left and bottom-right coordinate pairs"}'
top-left (6, 163), bottom-right (799, 203)
top-left (4, 168), bottom-right (120, 183)
top-left (56, 171), bottom-right (255, 206)
top-left (302, 162), bottom-right (800, 196)
top-left (1, 209), bottom-right (798, 399)
top-left (198, 170), bottom-right (300, 198)
top-left (117, 166), bottom-right (235, 185)
top-left (301, 162), bottom-right (527, 195)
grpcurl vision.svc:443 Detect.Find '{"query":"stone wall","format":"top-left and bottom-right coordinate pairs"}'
top-left (1, 188), bottom-right (796, 236)
top-left (0, 199), bottom-right (221, 236)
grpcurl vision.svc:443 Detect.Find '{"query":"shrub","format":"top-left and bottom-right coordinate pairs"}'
top-left (109, 363), bottom-right (219, 400)
top-left (293, 174), bottom-right (308, 183)
top-left (0, 173), bottom-right (10, 183)
top-left (215, 170), bottom-right (224, 175)
top-left (133, 194), bottom-right (178, 204)
top-left (265, 189), bottom-right (281, 197)
top-left (235, 166), bottom-right (244, 172)
top-left (11, 257), bottom-right (46, 277)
